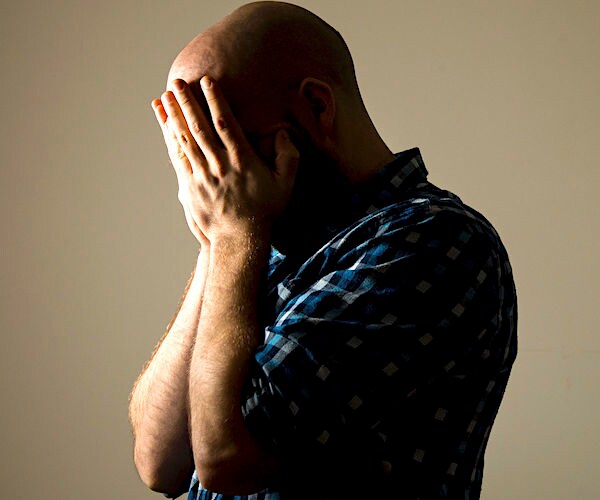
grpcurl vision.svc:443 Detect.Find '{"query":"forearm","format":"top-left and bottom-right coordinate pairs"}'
top-left (151, 75), bottom-right (299, 494)
top-left (189, 234), bottom-right (275, 494)
top-left (129, 247), bottom-right (209, 493)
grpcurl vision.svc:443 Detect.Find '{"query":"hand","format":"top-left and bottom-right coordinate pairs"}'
top-left (152, 94), bottom-right (209, 248)
top-left (153, 76), bottom-right (299, 244)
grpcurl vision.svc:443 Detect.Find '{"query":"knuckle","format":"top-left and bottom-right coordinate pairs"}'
top-left (189, 120), bottom-right (203, 136)
top-left (178, 94), bottom-right (191, 107)
top-left (195, 126), bottom-right (213, 145)
top-left (174, 147), bottom-right (187, 160)
top-left (179, 134), bottom-right (189, 145)
top-left (177, 131), bottom-right (192, 147)
top-left (215, 116), bottom-right (226, 129)
top-left (215, 116), bottom-right (232, 133)
top-left (228, 141), bottom-right (245, 157)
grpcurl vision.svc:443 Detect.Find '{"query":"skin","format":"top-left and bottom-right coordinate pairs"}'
top-left (128, 1), bottom-right (395, 496)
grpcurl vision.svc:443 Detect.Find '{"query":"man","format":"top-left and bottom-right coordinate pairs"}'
top-left (128, 2), bottom-right (517, 499)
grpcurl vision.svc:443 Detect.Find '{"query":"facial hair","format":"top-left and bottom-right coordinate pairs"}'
top-left (270, 128), bottom-right (353, 259)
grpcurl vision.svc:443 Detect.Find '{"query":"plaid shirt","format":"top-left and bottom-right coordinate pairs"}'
top-left (187, 148), bottom-right (517, 499)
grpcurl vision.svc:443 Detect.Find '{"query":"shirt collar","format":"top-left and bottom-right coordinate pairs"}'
top-left (355, 147), bottom-right (428, 212)
top-left (324, 147), bottom-right (429, 236)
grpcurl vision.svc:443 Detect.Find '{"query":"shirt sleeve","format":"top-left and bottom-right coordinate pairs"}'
top-left (240, 201), bottom-right (511, 474)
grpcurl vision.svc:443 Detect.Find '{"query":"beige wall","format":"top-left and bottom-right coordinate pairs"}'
top-left (1, 1), bottom-right (598, 498)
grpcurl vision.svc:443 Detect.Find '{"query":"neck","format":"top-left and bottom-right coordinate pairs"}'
top-left (336, 111), bottom-right (396, 184)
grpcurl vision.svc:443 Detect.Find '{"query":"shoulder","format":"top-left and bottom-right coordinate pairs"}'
top-left (326, 184), bottom-right (508, 270)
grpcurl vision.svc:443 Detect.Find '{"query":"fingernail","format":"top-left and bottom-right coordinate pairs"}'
top-left (201, 76), bottom-right (212, 89)
top-left (173, 79), bottom-right (185, 91)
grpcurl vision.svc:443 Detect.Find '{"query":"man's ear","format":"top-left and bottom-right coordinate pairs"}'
top-left (289, 77), bottom-right (336, 142)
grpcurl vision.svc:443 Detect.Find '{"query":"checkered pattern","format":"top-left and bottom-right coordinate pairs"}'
top-left (187, 148), bottom-right (517, 499)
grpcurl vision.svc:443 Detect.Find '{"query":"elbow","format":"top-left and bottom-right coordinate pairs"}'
top-left (195, 462), bottom-right (247, 496)
top-left (193, 447), bottom-right (276, 495)
top-left (192, 447), bottom-right (227, 493)
top-left (194, 464), bottom-right (222, 494)
top-left (133, 445), bottom-right (192, 497)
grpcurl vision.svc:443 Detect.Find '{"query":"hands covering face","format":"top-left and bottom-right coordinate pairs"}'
top-left (151, 77), bottom-right (300, 246)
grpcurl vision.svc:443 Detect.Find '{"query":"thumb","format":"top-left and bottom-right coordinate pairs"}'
top-left (273, 129), bottom-right (300, 183)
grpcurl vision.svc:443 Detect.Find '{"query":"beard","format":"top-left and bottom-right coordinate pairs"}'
top-left (270, 126), bottom-right (353, 259)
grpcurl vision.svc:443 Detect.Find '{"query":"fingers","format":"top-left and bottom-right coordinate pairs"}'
top-left (160, 90), bottom-right (207, 173)
top-left (152, 98), bottom-right (208, 243)
top-left (151, 98), bottom-right (167, 126)
top-left (199, 76), bottom-right (249, 162)
top-left (169, 79), bottom-right (221, 166)
top-left (151, 98), bottom-right (192, 178)
top-left (273, 129), bottom-right (300, 185)
top-left (153, 76), bottom-right (262, 179)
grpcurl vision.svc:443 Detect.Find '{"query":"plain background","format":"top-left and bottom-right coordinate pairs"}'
top-left (1, 1), bottom-right (598, 498)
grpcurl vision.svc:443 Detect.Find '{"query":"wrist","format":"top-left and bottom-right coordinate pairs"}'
top-left (195, 246), bottom-right (210, 281)
top-left (209, 224), bottom-right (271, 256)
top-left (197, 242), bottom-right (210, 262)
top-left (207, 233), bottom-right (270, 287)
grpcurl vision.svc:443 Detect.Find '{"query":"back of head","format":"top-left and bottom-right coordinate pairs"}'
top-left (170, 1), bottom-right (363, 115)
top-left (224, 2), bottom-right (359, 93)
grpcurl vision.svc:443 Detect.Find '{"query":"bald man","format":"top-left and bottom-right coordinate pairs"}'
top-left (128, 2), bottom-right (517, 499)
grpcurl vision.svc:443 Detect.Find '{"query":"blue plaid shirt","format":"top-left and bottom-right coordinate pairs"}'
top-left (186, 148), bottom-right (517, 499)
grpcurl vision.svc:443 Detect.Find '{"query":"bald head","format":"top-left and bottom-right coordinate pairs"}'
top-left (168, 2), bottom-right (361, 120)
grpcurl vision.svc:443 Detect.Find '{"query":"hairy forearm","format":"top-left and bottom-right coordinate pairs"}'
top-left (189, 234), bottom-right (276, 494)
top-left (129, 247), bottom-right (209, 494)
top-left (149, 72), bottom-right (298, 494)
